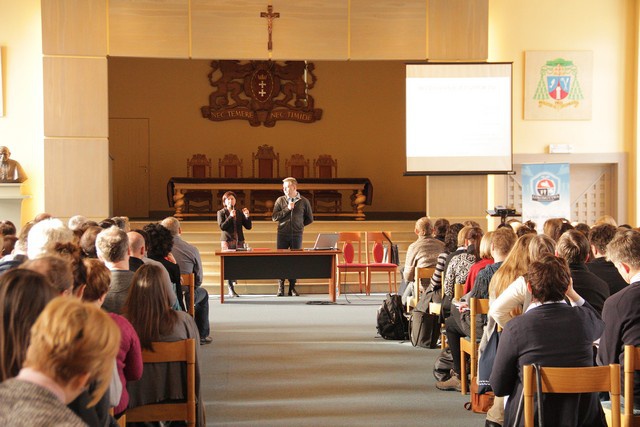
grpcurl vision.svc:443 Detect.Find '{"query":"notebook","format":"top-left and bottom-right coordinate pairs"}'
top-left (304, 233), bottom-right (339, 251)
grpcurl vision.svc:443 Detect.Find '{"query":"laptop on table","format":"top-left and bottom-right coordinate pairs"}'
top-left (304, 233), bottom-right (339, 251)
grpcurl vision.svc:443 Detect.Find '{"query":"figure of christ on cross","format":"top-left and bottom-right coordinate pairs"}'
top-left (260, 4), bottom-right (280, 51)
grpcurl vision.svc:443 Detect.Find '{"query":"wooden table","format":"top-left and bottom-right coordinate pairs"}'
top-left (216, 249), bottom-right (340, 303)
top-left (167, 177), bottom-right (373, 220)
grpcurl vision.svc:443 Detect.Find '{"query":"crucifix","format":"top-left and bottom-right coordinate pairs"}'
top-left (260, 4), bottom-right (280, 51)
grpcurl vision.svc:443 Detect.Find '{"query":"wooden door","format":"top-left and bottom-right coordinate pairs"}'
top-left (109, 118), bottom-right (149, 218)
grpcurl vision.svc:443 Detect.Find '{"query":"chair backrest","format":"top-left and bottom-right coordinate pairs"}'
top-left (285, 154), bottom-right (310, 179)
top-left (454, 283), bottom-right (464, 300)
top-left (181, 273), bottom-right (195, 317)
top-left (469, 298), bottom-right (490, 345)
top-left (624, 345), bottom-right (640, 426)
top-left (365, 231), bottom-right (392, 264)
top-left (252, 144), bottom-right (280, 178)
top-left (218, 153), bottom-right (243, 178)
top-left (338, 232), bottom-right (363, 264)
top-left (314, 154), bottom-right (337, 179)
top-left (187, 154), bottom-right (212, 178)
top-left (415, 266), bottom-right (435, 284)
top-left (126, 339), bottom-right (197, 426)
top-left (523, 364), bottom-right (621, 427)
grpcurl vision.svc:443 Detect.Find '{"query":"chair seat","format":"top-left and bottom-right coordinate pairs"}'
top-left (367, 263), bottom-right (397, 268)
top-left (337, 263), bottom-right (367, 269)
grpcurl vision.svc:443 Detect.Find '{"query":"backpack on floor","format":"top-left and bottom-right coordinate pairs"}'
top-left (409, 287), bottom-right (441, 348)
top-left (376, 293), bottom-right (409, 340)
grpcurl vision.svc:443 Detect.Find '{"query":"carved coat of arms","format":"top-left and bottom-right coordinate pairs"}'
top-left (201, 60), bottom-right (323, 127)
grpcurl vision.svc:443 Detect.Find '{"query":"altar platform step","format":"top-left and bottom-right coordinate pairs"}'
top-left (131, 220), bottom-right (417, 295)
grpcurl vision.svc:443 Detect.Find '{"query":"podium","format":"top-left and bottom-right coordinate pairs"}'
top-left (0, 184), bottom-right (29, 230)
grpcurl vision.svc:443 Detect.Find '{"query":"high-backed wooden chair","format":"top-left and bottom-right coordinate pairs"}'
top-left (251, 145), bottom-right (280, 212)
top-left (181, 273), bottom-right (195, 317)
top-left (313, 154), bottom-right (342, 213)
top-left (336, 232), bottom-right (367, 296)
top-left (407, 266), bottom-right (435, 312)
top-left (365, 232), bottom-right (398, 294)
top-left (126, 339), bottom-right (197, 427)
top-left (624, 345), bottom-right (640, 426)
top-left (217, 153), bottom-right (245, 208)
top-left (522, 364), bottom-right (621, 427)
top-left (184, 154), bottom-right (213, 213)
top-left (285, 154), bottom-right (313, 202)
top-left (460, 297), bottom-right (490, 394)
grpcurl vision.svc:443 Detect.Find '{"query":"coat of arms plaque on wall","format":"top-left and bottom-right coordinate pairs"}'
top-left (201, 60), bottom-right (323, 127)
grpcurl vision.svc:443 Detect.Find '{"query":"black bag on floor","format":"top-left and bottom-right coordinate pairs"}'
top-left (376, 293), bottom-right (408, 340)
top-left (433, 347), bottom-right (454, 381)
top-left (409, 288), bottom-right (441, 348)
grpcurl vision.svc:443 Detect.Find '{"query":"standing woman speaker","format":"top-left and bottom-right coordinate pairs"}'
top-left (217, 191), bottom-right (252, 297)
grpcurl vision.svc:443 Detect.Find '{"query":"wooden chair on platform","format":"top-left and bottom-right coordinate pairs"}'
top-left (365, 232), bottom-right (398, 294)
top-left (624, 345), bottom-right (640, 426)
top-left (407, 266), bottom-right (435, 312)
top-left (522, 364), bottom-right (621, 427)
top-left (313, 154), bottom-right (342, 213)
top-left (460, 297), bottom-right (490, 395)
top-left (181, 273), bottom-right (195, 317)
top-left (217, 153), bottom-right (245, 208)
top-left (184, 154), bottom-right (213, 213)
top-left (251, 144), bottom-right (280, 213)
top-left (336, 232), bottom-right (367, 296)
top-left (285, 154), bottom-right (313, 202)
top-left (126, 339), bottom-right (197, 427)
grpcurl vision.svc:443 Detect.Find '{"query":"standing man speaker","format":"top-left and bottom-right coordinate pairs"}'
top-left (272, 177), bottom-right (313, 296)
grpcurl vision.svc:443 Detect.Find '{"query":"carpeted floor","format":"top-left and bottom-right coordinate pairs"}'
top-left (200, 293), bottom-right (486, 426)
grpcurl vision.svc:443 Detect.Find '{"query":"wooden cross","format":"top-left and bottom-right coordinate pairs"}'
top-left (260, 4), bottom-right (280, 51)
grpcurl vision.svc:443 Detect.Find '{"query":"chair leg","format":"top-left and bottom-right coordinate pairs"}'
top-left (460, 351), bottom-right (468, 395)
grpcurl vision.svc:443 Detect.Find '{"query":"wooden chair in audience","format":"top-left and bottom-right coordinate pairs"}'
top-left (365, 232), bottom-right (398, 294)
top-left (336, 232), bottom-right (367, 296)
top-left (184, 154), bottom-right (213, 213)
top-left (251, 144), bottom-right (280, 212)
top-left (522, 364), bottom-right (621, 427)
top-left (428, 283), bottom-right (464, 348)
top-left (460, 297), bottom-right (490, 394)
top-left (217, 153), bottom-right (245, 208)
top-left (126, 339), bottom-right (197, 427)
top-left (624, 345), bottom-right (640, 426)
top-left (181, 273), bottom-right (195, 317)
top-left (313, 154), bottom-right (342, 213)
top-left (285, 154), bottom-right (313, 202)
top-left (407, 266), bottom-right (435, 312)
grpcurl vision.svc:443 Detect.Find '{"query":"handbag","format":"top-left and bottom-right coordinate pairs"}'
top-left (464, 376), bottom-right (495, 414)
top-left (477, 326), bottom-right (500, 394)
top-left (382, 232), bottom-right (400, 265)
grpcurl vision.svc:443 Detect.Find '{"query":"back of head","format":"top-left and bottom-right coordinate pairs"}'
top-left (22, 256), bottom-right (74, 295)
top-left (478, 231), bottom-right (494, 259)
top-left (0, 269), bottom-right (57, 381)
top-left (0, 220), bottom-right (16, 236)
top-left (67, 215), bottom-right (88, 232)
top-left (24, 297), bottom-right (120, 407)
top-left (457, 225), bottom-right (472, 247)
top-left (464, 226), bottom-right (484, 259)
top-left (111, 216), bottom-right (130, 232)
top-left (573, 222), bottom-right (591, 237)
top-left (125, 263), bottom-right (177, 350)
top-left (14, 221), bottom-right (35, 254)
top-left (160, 217), bottom-right (180, 236)
top-left (556, 229), bottom-right (590, 264)
top-left (543, 218), bottom-right (572, 242)
top-left (589, 223), bottom-right (617, 255)
top-left (82, 258), bottom-right (111, 303)
top-left (528, 234), bottom-right (556, 263)
top-left (489, 233), bottom-right (533, 298)
top-left (79, 225), bottom-right (103, 258)
top-left (526, 255), bottom-right (571, 303)
top-left (142, 223), bottom-right (173, 258)
top-left (595, 214), bottom-right (618, 227)
top-left (606, 229), bottom-right (640, 270)
top-left (415, 217), bottom-right (433, 237)
top-left (95, 226), bottom-right (129, 263)
top-left (444, 223), bottom-right (464, 253)
top-left (434, 218), bottom-right (449, 240)
top-left (491, 227), bottom-right (517, 257)
top-left (2, 235), bottom-right (17, 256)
top-left (127, 230), bottom-right (145, 257)
top-left (27, 218), bottom-right (74, 259)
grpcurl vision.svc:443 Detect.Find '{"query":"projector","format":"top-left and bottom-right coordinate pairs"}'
top-left (487, 206), bottom-right (516, 217)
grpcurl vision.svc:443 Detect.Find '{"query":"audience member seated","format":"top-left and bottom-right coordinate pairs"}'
top-left (490, 256), bottom-right (606, 426)
top-left (96, 226), bottom-right (134, 314)
top-left (0, 269), bottom-right (57, 382)
top-left (433, 218), bottom-right (449, 243)
top-left (26, 218), bottom-right (75, 259)
top-left (0, 221), bottom-right (33, 274)
top-left (127, 229), bottom-right (180, 310)
top-left (23, 256), bottom-right (74, 296)
top-left (0, 219), bottom-right (16, 237)
top-left (79, 225), bottom-right (102, 259)
top-left (161, 217), bottom-right (212, 345)
top-left (442, 226), bottom-right (483, 315)
top-left (595, 214), bottom-right (618, 227)
top-left (400, 217), bottom-right (445, 305)
top-left (143, 223), bottom-right (185, 311)
top-left (597, 229), bottom-right (640, 414)
top-left (556, 229), bottom-right (610, 314)
top-left (436, 227), bottom-right (514, 392)
top-left (543, 217), bottom-right (573, 242)
top-left (463, 231), bottom-right (494, 294)
top-left (82, 258), bottom-right (143, 419)
top-left (588, 223), bottom-right (628, 295)
top-left (0, 297), bottom-right (120, 426)
top-left (67, 215), bottom-right (88, 240)
top-left (112, 216), bottom-right (131, 232)
top-left (125, 264), bottom-right (205, 426)
top-left (429, 223), bottom-right (464, 297)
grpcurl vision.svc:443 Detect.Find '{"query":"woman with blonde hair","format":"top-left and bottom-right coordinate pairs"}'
top-left (125, 264), bottom-right (205, 426)
top-left (463, 231), bottom-right (494, 294)
top-left (0, 297), bottom-right (120, 425)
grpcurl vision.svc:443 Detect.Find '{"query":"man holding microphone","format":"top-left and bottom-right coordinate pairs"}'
top-left (272, 177), bottom-right (314, 296)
